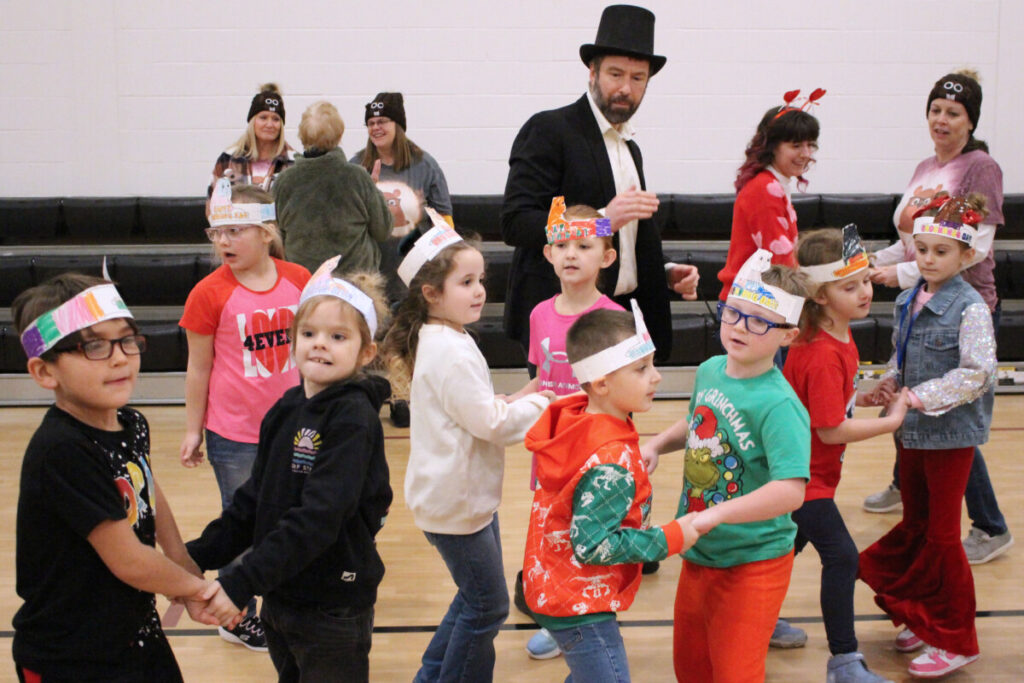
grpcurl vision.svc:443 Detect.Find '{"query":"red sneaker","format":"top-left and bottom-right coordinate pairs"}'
top-left (895, 628), bottom-right (925, 653)
top-left (908, 647), bottom-right (979, 678)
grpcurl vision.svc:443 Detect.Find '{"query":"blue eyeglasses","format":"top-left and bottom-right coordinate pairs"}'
top-left (717, 302), bottom-right (795, 335)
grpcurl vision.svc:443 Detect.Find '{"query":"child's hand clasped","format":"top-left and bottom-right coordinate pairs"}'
top-left (676, 512), bottom-right (702, 553)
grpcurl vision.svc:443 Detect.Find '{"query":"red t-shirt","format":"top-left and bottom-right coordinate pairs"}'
top-left (717, 169), bottom-right (799, 301)
top-left (179, 258), bottom-right (311, 443)
top-left (782, 330), bottom-right (859, 501)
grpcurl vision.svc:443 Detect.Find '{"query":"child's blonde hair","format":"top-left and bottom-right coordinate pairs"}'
top-left (794, 228), bottom-right (843, 340)
top-left (760, 265), bottom-right (813, 336)
top-left (381, 239), bottom-right (480, 394)
top-left (290, 270), bottom-right (390, 359)
top-left (564, 204), bottom-right (614, 250)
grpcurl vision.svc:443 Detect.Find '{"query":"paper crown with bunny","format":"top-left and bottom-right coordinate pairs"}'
top-left (299, 256), bottom-right (378, 337)
top-left (800, 224), bottom-right (870, 283)
top-left (728, 249), bottom-right (805, 325)
top-left (545, 196), bottom-right (612, 244)
top-left (571, 299), bottom-right (656, 384)
top-left (396, 208), bottom-right (464, 286)
top-left (208, 176), bottom-right (276, 228)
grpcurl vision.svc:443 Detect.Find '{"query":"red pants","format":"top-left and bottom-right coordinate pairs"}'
top-left (673, 552), bottom-right (794, 683)
top-left (859, 445), bottom-right (978, 655)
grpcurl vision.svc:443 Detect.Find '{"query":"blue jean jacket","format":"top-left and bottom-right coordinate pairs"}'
top-left (886, 275), bottom-right (995, 450)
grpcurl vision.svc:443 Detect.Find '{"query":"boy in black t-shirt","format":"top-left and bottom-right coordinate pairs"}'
top-left (11, 274), bottom-right (239, 682)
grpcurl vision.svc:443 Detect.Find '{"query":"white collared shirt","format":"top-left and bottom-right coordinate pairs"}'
top-left (586, 90), bottom-right (641, 295)
top-left (766, 165), bottom-right (794, 199)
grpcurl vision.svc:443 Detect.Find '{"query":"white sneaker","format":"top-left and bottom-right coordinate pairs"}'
top-left (963, 527), bottom-right (1013, 565)
top-left (908, 645), bottom-right (978, 678)
top-left (863, 484), bottom-right (902, 513)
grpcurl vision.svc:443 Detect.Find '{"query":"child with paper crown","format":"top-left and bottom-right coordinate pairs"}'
top-left (521, 301), bottom-right (700, 683)
top-left (179, 180), bottom-right (311, 651)
top-left (781, 225), bottom-right (905, 683)
top-left (511, 197), bottom-right (625, 659)
top-left (381, 213), bottom-right (554, 683)
top-left (187, 258), bottom-right (393, 682)
top-left (11, 274), bottom-right (234, 682)
top-left (641, 250), bottom-right (813, 682)
top-left (858, 196), bottom-right (996, 679)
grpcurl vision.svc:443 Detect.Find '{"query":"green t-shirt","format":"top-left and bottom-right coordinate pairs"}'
top-left (676, 356), bottom-right (810, 568)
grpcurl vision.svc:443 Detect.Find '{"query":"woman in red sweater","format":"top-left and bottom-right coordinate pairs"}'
top-left (718, 97), bottom-right (821, 301)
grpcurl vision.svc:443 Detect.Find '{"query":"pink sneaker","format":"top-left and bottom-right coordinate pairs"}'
top-left (908, 646), bottom-right (978, 678)
top-left (895, 628), bottom-right (925, 653)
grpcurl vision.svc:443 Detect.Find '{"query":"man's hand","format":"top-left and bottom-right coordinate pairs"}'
top-left (605, 186), bottom-right (659, 232)
top-left (667, 263), bottom-right (700, 300)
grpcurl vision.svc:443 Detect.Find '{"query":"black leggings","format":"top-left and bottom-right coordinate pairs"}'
top-left (792, 497), bottom-right (860, 655)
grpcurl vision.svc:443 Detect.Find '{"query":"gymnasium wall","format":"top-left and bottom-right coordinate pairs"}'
top-left (2, 0), bottom-right (1022, 197)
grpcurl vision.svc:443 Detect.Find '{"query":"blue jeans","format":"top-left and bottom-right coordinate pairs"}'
top-left (205, 429), bottom-right (259, 616)
top-left (414, 514), bottom-right (509, 683)
top-left (890, 303), bottom-right (1008, 537)
top-left (549, 618), bottom-right (631, 683)
top-left (261, 598), bottom-right (373, 683)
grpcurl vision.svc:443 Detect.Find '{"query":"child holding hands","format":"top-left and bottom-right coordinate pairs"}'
top-left (783, 225), bottom-right (906, 683)
top-left (859, 196), bottom-right (996, 679)
top-left (523, 303), bottom-right (699, 683)
top-left (187, 259), bottom-right (393, 682)
top-left (382, 216), bottom-right (553, 683)
top-left (642, 251), bottom-right (812, 682)
top-left (12, 274), bottom-right (233, 682)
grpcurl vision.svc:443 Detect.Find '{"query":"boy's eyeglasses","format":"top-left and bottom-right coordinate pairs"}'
top-left (54, 335), bottom-right (147, 360)
top-left (717, 302), bottom-right (795, 336)
top-left (205, 225), bottom-right (255, 241)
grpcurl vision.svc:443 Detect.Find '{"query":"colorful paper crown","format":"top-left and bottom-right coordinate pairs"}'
top-left (773, 88), bottom-right (826, 120)
top-left (397, 208), bottom-right (464, 285)
top-left (300, 256), bottom-right (378, 337)
top-left (208, 176), bottom-right (276, 228)
top-left (911, 194), bottom-right (982, 247)
top-left (800, 224), bottom-right (869, 283)
top-left (545, 196), bottom-right (612, 244)
top-left (571, 299), bottom-right (656, 384)
top-left (728, 250), bottom-right (805, 325)
top-left (21, 283), bottom-right (133, 359)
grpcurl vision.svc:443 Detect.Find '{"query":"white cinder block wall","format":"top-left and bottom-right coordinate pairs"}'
top-left (1, 0), bottom-right (1021, 197)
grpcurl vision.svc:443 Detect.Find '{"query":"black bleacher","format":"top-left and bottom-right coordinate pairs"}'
top-left (1, 193), bottom-right (1022, 373)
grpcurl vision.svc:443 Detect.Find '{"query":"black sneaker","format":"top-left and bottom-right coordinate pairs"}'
top-left (390, 400), bottom-right (411, 428)
top-left (218, 613), bottom-right (268, 652)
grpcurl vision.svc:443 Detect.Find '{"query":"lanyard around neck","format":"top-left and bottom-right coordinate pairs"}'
top-left (895, 281), bottom-right (927, 372)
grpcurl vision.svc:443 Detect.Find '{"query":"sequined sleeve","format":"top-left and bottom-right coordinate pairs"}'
top-left (911, 303), bottom-right (996, 416)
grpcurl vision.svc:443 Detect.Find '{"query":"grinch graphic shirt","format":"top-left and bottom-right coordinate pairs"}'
top-left (677, 356), bottom-right (810, 568)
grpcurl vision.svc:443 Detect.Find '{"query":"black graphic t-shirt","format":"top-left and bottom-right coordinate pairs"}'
top-left (13, 406), bottom-right (165, 678)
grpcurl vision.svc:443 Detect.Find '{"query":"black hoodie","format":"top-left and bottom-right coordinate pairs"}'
top-left (188, 375), bottom-right (392, 610)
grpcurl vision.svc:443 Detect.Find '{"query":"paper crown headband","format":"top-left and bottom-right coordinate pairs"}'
top-left (300, 256), bottom-right (378, 338)
top-left (773, 88), bottom-right (826, 120)
top-left (571, 299), bottom-right (656, 384)
top-left (912, 215), bottom-right (977, 247)
top-left (800, 224), bottom-right (869, 283)
top-left (545, 196), bottom-right (612, 244)
top-left (728, 250), bottom-right (805, 325)
top-left (208, 176), bottom-right (276, 228)
top-left (397, 208), bottom-right (464, 285)
top-left (21, 283), bottom-right (133, 359)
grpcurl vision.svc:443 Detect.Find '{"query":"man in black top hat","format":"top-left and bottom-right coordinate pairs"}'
top-left (501, 4), bottom-right (698, 362)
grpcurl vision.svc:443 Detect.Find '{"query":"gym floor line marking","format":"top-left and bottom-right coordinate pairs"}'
top-left (6, 610), bottom-right (1020, 639)
top-left (384, 426), bottom-right (1024, 441)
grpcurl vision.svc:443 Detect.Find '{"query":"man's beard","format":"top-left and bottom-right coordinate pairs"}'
top-left (590, 81), bottom-right (640, 124)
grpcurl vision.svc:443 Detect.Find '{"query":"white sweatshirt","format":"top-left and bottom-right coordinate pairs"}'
top-left (404, 324), bottom-right (550, 534)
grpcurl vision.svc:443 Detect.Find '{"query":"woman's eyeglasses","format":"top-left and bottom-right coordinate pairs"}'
top-left (54, 335), bottom-right (147, 360)
top-left (717, 302), bottom-right (795, 335)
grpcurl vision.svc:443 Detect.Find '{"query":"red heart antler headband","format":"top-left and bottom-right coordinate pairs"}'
top-left (773, 88), bottom-right (826, 120)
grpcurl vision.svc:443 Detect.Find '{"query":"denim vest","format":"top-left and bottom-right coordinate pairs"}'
top-left (894, 275), bottom-right (994, 450)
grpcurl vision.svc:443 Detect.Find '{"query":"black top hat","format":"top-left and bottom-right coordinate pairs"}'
top-left (579, 5), bottom-right (666, 75)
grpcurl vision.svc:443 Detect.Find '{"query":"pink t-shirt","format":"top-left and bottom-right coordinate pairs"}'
top-left (179, 258), bottom-right (311, 443)
top-left (528, 294), bottom-right (624, 395)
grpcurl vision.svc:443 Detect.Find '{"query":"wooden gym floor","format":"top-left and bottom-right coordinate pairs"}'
top-left (1, 397), bottom-right (1022, 682)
